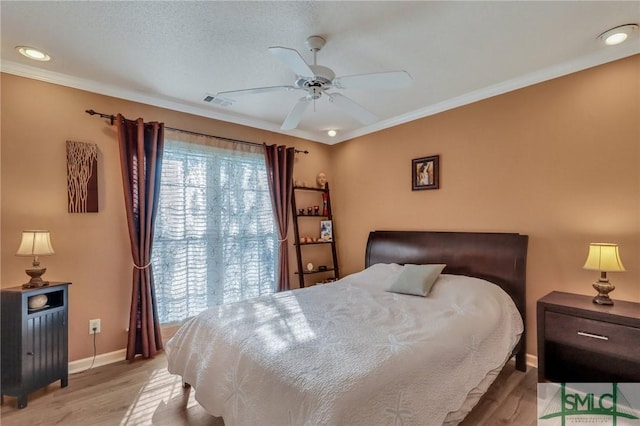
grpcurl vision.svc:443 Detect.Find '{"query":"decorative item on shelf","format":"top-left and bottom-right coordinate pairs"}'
top-left (306, 262), bottom-right (314, 272)
top-left (320, 220), bottom-right (333, 241)
top-left (316, 172), bottom-right (327, 189)
top-left (16, 230), bottom-right (56, 288)
top-left (583, 242), bottom-right (625, 305)
top-left (318, 265), bottom-right (328, 271)
top-left (28, 294), bottom-right (49, 310)
top-left (322, 193), bottom-right (328, 216)
top-left (303, 181), bottom-right (309, 188)
top-left (290, 176), bottom-right (339, 289)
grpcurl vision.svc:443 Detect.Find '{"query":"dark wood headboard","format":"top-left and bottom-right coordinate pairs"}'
top-left (365, 230), bottom-right (528, 371)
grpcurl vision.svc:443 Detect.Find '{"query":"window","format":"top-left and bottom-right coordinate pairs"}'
top-left (152, 137), bottom-right (277, 324)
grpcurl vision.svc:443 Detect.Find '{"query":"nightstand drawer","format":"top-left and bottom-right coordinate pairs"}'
top-left (545, 311), bottom-right (640, 362)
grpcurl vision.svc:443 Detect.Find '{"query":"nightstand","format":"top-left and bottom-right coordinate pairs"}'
top-left (1, 282), bottom-right (71, 408)
top-left (537, 291), bottom-right (640, 382)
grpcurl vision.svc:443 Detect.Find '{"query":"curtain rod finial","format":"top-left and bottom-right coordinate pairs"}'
top-left (86, 109), bottom-right (115, 125)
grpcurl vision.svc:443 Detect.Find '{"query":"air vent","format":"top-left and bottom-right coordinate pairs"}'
top-left (203, 94), bottom-right (233, 107)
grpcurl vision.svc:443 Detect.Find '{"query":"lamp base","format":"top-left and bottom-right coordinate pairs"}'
top-left (593, 294), bottom-right (614, 305)
top-left (592, 280), bottom-right (615, 306)
top-left (22, 267), bottom-right (50, 289)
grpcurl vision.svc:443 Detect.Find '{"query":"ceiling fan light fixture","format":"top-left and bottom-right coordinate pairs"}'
top-left (598, 24), bottom-right (638, 46)
top-left (327, 130), bottom-right (337, 137)
top-left (222, 35), bottom-right (409, 131)
top-left (16, 46), bottom-right (51, 61)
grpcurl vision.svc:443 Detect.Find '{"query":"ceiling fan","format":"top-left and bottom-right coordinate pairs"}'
top-left (209, 36), bottom-right (413, 131)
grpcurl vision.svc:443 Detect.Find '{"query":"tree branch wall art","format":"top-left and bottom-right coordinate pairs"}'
top-left (67, 140), bottom-right (98, 213)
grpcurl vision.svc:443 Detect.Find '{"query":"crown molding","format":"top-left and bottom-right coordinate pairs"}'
top-left (0, 60), bottom-right (324, 143)
top-left (3, 43), bottom-right (638, 146)
top-left (334, 46), bottom-right (640, 144)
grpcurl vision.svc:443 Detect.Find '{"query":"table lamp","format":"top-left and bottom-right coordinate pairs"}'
top-left (583, 243), bottom-right (625, 305)
top-left (16, 230), bottom-right (55, 288)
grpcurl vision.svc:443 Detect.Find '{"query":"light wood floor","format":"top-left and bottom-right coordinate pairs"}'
top-left (1, 354), bottom-right (537, 425)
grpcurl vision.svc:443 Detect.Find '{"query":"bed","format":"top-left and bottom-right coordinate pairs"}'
top-left (166, 230), bottom-right (528, 425)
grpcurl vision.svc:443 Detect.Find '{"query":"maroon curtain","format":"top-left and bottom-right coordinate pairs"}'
top-left (264, 144), bottom-right (295, 292)
top-left (116, 114), bottom-right (164, 360)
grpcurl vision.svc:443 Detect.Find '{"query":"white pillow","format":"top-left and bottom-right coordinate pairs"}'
top-left (386, 264), bottom-right (446, 297)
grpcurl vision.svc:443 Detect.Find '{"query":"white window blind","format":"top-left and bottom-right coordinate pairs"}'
top-left (152, 138), bottom-right (277, 324)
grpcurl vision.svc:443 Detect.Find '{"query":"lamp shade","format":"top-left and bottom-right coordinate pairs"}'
top-left (583, 243), bottom-right (625, 272)
top-left (16, 230), bottom-right (55, 256)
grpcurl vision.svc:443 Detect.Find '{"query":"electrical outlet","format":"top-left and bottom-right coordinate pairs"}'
top-left (89, 318), bottom-right (101, 334)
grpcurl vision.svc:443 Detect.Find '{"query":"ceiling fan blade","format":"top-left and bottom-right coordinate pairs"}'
top-left (333, 71), bottom-right (412, 90)
top-left (328, 93), bottom-right (377, 125)
top-left (268, 47), bottom-right (315, 79)
top-left (281, 97), bottom-right (311, 130)
top-left (218, 85), bottom-right (298, 99)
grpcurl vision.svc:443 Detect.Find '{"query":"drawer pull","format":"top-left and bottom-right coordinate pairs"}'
top-left (577, 331), bottom-right (608, 341)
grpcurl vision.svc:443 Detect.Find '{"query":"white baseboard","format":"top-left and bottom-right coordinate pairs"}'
top-left (526, 353), bottom-right (538, 369)
top-left (69, 348), bottom-right (126, 374)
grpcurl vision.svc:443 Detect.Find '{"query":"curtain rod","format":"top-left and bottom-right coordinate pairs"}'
top-left (85, 109), bottom-right (309, 154)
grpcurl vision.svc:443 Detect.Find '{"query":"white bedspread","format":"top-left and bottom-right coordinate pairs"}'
top-left (166, 264), bottom-right (523, 426)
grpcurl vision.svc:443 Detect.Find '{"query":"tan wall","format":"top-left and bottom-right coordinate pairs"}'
top-left (331, 55), bottom-right (640, 357)
top-left (2, 55), bottom-right (638, 363)
top-left (0, 73), bottom-right (332, 361)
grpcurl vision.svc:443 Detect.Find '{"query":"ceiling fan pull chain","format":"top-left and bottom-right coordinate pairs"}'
top-left (313, 89), bottom-right (317, 112)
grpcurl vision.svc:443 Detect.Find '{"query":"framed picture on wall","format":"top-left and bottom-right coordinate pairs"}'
top-left (67, 140), bottom-right (99, 212)
top-left (320, 220), bottom-right (333, 241)
top-left (412, 155), bottom-right (440, 191)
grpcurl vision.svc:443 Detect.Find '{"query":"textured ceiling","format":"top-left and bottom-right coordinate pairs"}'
top-left (1, 1), bottom-right (639, 144)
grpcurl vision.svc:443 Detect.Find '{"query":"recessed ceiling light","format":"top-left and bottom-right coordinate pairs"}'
top-left (16, 46), bottom-right (51, 61)
top-left (598, 24), bottom-right (638, 46)
top-left (327, 130), bottom-right (337, 137)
